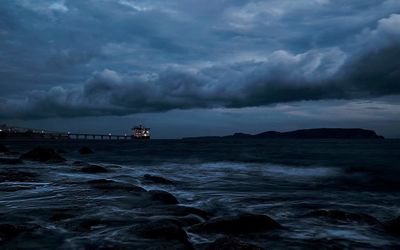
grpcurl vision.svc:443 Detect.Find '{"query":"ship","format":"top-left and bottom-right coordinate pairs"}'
top-left (132, 125), bottom-right (150, 139)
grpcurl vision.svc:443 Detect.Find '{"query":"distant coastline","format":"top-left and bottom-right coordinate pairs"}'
top-left (183, 128), bottom-right (384, 140)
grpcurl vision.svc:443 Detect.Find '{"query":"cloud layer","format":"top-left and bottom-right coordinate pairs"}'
top-left (0, 1), bottom-right (400, 119)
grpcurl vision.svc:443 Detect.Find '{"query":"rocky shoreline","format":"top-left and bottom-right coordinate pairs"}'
top-left (0, 145), bottom-right (399, 249)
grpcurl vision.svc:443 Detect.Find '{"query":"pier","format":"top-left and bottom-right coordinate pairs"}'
top-left (67, 133), bottom-right (131, 140)
top-left (0, 125), bottom-right (134, 140)
top-left (0, 124), bottom-right (151, 140)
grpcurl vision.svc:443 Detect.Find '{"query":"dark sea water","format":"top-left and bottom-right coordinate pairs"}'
top-left (1, 139), bottom-right (400, 249)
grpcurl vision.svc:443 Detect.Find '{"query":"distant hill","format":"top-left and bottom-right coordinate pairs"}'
top-left (184, 128), bottom-right (384, 140)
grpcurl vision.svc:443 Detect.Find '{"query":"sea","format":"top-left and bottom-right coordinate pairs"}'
top-left (1, 139), bottom-right (400, 249)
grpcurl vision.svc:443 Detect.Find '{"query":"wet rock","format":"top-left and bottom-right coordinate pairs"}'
top-left (191, 213), bottom-right (281, 234)
top-left (80, 165), bottom-right (108, 173)
top-left (133, 221), bottom-right (188, 242)
top-left (0, 145), bottom-right (9, 153)
top-left (305, 209), bottom-right (380, 225)
top-left (0, 223), bottom-right (65, 248)
top-left (384, 216), bottom-right (400, 235)
top-left (20, 147), bottom-right (66, 163)
top-left (87, 179), bottom-right (146, 192)
top-left (206, 237), bottom-right (264, 250)
top-left (0, 171), bottom-right (37, 182)
top-left (149, 190), bottom-right (179, 205)
top-left (0, 158), bottom-right (23, 165)
top-left (143, 174), bottom-right (175, 185)
top-left (132, 221), bottom-right (193, 249)
top-left (79, 147), bottom-right (94, 155)
top-left (0, 224), bottom-right (28, 243)
top-left (147, 214), bottom-right (204, 227)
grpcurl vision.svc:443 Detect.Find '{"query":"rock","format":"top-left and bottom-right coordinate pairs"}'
top-left (305, 209), bottom-right (380, 225)
top-left (20, 147), bottom-right (66, 163)
top-left (0, 158), bottom-right (23, 165)
top-left (0, 224), bottom-right (28, 243)
top-left (56, 149), bottom-right (68, 154)
top-left (143, 174), bottom-right (175, 185)
top-left (80, 165), bottom-right (108, 173)
top-left (133, 221), bottom-right (188, 242)
top-left (79, 147), bottom-right (94, 155)
top-left (87, 179), bottom-right (146, 192)
top-left (0, 145), bottom-right (9, 153)
top-left (191, 213), bottom-right (281, 234)
top-left (384, 216), bottom-right (400, 235)
top-left (149, 190), bottom-right (179, 205)
top-left (206, 237), bottom-right (264, 250)
top-left (132, 220), bottom-right (193, 249)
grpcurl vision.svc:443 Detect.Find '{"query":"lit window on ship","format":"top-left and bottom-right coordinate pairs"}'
top-left (132, 125), bottom-right (150, 139)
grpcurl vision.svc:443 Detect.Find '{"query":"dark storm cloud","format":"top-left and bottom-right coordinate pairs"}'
top-left (0, 0), bottom-right (400, 119)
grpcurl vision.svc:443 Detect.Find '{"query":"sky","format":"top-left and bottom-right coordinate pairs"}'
top-left (0, 0), bottom-right (399, 138)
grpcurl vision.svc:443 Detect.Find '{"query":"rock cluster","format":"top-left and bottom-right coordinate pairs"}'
top-left (79, 147), bottom-right (94, 155)
top-left (0, 145), bottom-right (9, 153)
top-left (20, 147), bottom-right (66, 163)
top-left (191, 213), bottom-right (281, 234)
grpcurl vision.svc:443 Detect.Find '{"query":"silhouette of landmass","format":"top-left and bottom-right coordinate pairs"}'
top-left (184, 128), bottom-right (384, 140)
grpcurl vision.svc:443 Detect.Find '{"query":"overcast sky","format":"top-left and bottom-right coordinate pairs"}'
top-left (1, 0), bottom-right (399, 138)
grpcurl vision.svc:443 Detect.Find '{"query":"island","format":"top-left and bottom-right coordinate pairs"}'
top-left (183, 128), bottom-right (384, 140)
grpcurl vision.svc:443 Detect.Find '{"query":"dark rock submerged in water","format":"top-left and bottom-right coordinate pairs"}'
top-left (191, 213), bottom-right (281, 234)
top-left (149, 190), bottom-right (179, 204)
top-left (20, 147), bottom-right (66, 163)
top-left (79, 147), bottom-right (94, 155)
top-left (143, 174), bottom-right (175, 185)
top-left (0, 224), bottom-right (28, 243)
top-left (133, 220), bottom-right (188, 241)
top-left (305, 209), bottom-right (380, 225)
top-left (80, 165), bottom-right (108, 173)
top-left (0, 145), bottom-right (9, 153)
top-left (385, 216), bottom-right (400, 235)
top-left (56, 149), bottom-right (68, 154)
top-left (206, 237), bottom-right (264, 250)
top-left (132, 221), bottom-right (192, 249)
